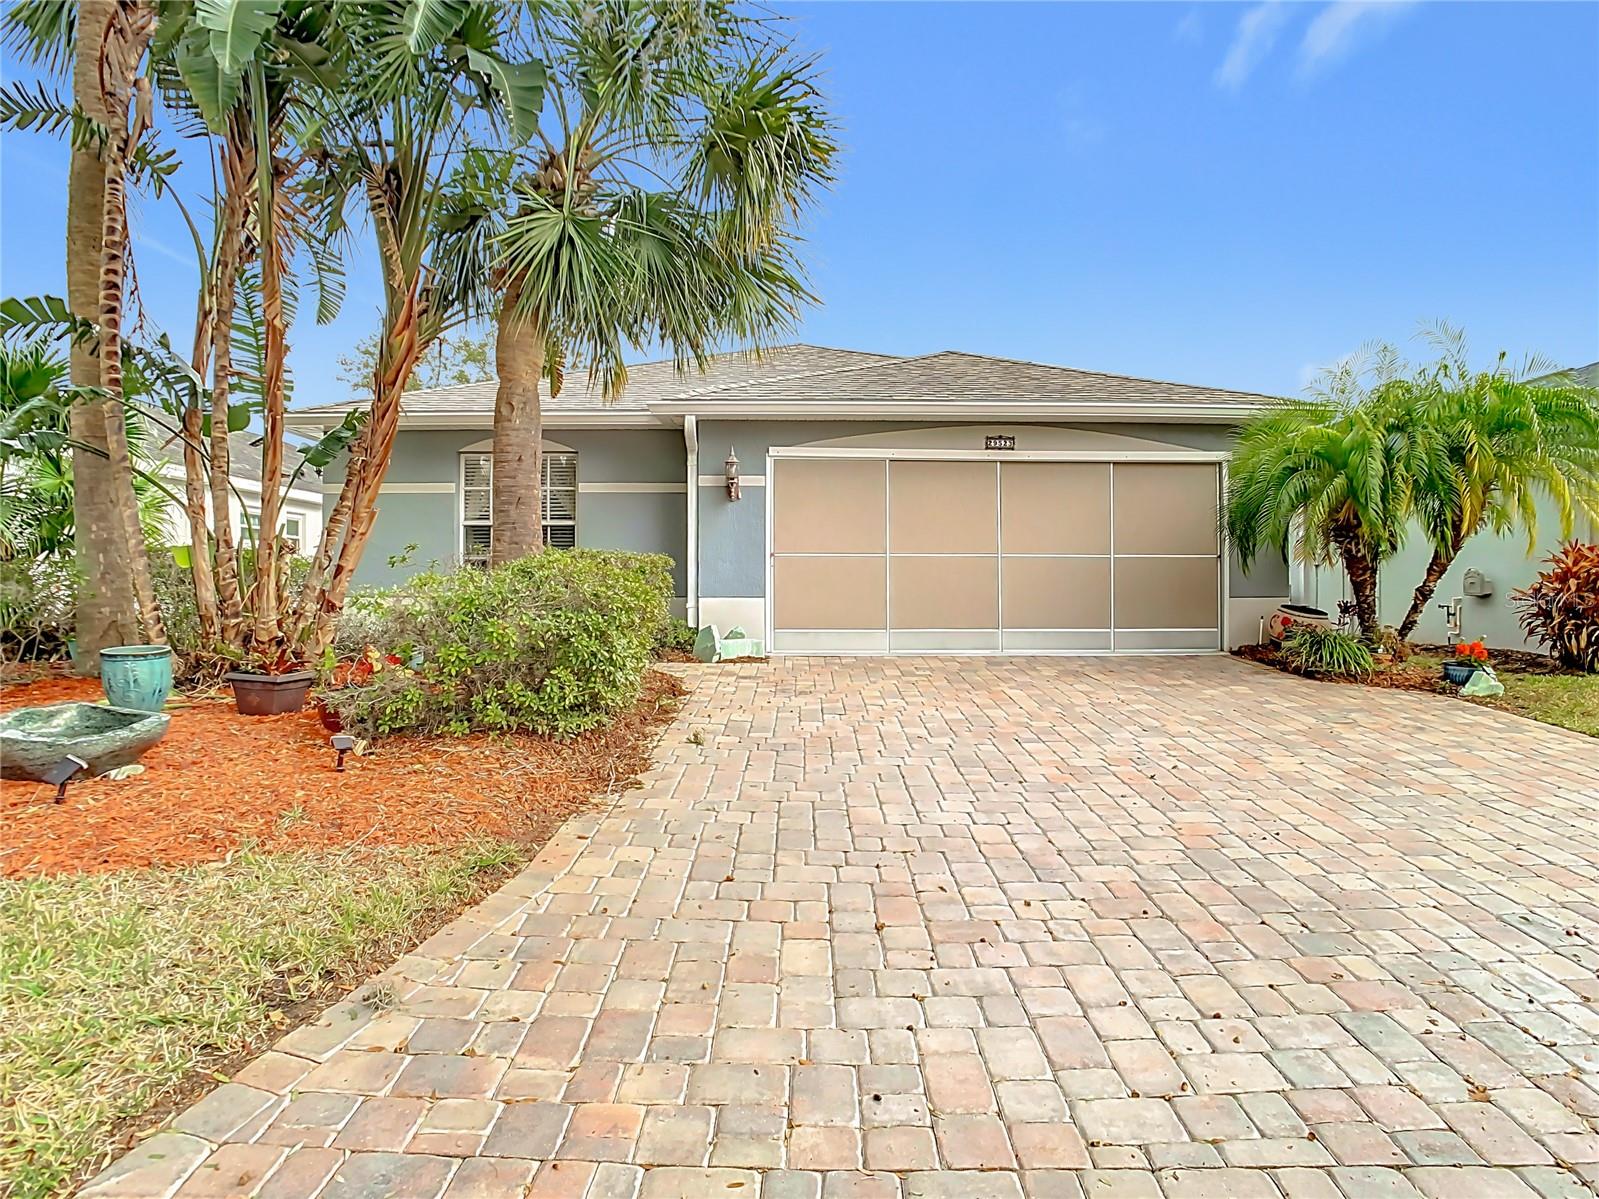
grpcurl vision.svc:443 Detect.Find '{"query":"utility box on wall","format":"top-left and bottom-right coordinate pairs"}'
top-left (1462, 568), bottom-right (1494, 598)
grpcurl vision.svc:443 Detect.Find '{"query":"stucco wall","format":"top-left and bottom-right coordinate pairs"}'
top-left (694, 419), bottom-right (1289, 601)
top-left (326, 428), bottom-right (687, 590)
top-left (1301, 496), bottom-right (1596, 649)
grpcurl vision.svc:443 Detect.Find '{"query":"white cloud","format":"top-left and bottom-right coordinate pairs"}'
top-left (1299, 1), bottom-right (1417, 76)
top-left (1173, 8), bottom-right (1203, 45)
top-left (1215, 2), bottom-right (1290, 91)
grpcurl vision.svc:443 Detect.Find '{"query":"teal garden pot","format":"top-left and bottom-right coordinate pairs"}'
top-left (100, 644), bottom-right (174, 712)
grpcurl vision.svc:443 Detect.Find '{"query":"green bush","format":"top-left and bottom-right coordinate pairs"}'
top-left (1513, 541), bottom-right (1599, 672)
top-left (0, 556), bottom-right (75, 662)
top-left (655, 615), bottom-right (698, 656)
top-left (322, 550), bottom-right (673, 739)
top-left (1280, 624), bottom-right (1375, 679)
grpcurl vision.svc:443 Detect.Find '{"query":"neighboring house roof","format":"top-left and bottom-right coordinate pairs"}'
top-left (285, 343), bottom-right (1281, 431)
top-left (151, 431), bottom-right (321, 501)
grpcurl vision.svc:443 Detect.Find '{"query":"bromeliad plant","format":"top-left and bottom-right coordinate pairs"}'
top-left (1512, 541), bottom-right (1599, 672)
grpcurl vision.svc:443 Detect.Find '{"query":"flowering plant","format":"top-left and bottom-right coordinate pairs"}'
top-left (1453, 639), bottom-right (1489, 663)
top-left (321, 645), bottom-right (410, 688)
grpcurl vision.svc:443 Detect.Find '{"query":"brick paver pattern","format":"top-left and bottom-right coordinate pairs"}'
top-left (85, 657), bottom-right (1599, 1199)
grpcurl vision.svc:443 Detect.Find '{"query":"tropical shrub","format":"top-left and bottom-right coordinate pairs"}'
top-left (1225, 384), bottom-right (1422, 643)
top-left (655, 616), bottom-right (698, 657)
top-left (0, 555), bottom-right (75, 662)
top-left (1512, 541), bottom-right (1599, 672)
top-left (1280, 625), bottom-right (1376, 680)
top-left (321, 550), bottom-right (674, 739)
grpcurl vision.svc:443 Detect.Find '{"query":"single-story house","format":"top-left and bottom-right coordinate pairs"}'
top-left (152, 432), bottom-right (324, 555)
top-left (286, 345), bottom-right (1593, 655)
top-left (288, 344), bottom-right (1290, 654)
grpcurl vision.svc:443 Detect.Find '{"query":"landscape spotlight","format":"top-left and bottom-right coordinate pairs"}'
top-left (42, 755), bottom-right (88, 803)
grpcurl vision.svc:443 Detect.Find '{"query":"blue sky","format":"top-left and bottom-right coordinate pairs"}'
top-left (1, 1), bottom-right (1595, 400)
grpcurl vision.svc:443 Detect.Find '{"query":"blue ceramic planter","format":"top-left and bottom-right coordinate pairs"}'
top-left (100, 644), bottom-right (174, 712)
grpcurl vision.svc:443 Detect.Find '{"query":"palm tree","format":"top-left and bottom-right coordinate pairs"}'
top-left (433, 0), bottom-right (836, 563)
top-left (92, 0), bottom-right (166, 643)
top-left (1395, 333), bottom-right (1599, 641)
top-left (287, 0), bottom-right (543, 647)
top-left (1225, 350), bottom-right (1429, 642)
top-left (4, 0), bottom-right (148, 665)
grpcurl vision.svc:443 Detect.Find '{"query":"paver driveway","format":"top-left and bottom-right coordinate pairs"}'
top-left (87, 657), bottom-right (1599, 1199)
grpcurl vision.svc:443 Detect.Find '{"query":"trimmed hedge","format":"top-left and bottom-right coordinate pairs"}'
top-left (322, 550), bottom-right (673, 738)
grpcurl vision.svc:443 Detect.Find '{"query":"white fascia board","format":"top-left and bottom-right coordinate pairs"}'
top-left (645, 400), bottom-right (1262, 423)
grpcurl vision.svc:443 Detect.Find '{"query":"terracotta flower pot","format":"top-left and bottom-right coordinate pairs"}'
top-left (316, 697), bottom-right (344, 733)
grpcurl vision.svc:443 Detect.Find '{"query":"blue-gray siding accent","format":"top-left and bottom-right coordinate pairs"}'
top-left (327, 428), bottom-right (687, 588)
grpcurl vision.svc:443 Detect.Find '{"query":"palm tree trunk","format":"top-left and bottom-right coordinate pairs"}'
top-left (1338, 541), bottom-right (1382, 643)
top-left (209, 118), bottom-right (253, 647)
top-left (1397, 543), bottom-right (1458, 642)
top-left (181, 295), bottom-right (220, 646)
top-left (286, 428), bottom-right (359, 648)
top-left (301, 285), bottom-right (426, 651)
top-left (249, 214), bottom-right (290, 649)
top-left (490, 294), bottom-right (544, 564)
top-left (67, 0), bottom-right (140, 670)
top-left (95, 7), bottom-right (164, 643)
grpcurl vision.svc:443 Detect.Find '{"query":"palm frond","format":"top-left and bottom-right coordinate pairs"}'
top-left (1, 0), bottom-right (74, 76)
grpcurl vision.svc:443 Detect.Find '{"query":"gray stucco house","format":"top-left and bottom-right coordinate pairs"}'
top-left (289, 344), bottom-right (1296, 654)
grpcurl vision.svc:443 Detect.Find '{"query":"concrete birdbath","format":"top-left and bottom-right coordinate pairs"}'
top-left (0, 702), bottom-right (170, 782)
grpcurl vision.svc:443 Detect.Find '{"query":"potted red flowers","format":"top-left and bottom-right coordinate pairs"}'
top-left (316, 646), bottom-right (408, 732)
top-left (1443, 639), bottom-right (1489, 685)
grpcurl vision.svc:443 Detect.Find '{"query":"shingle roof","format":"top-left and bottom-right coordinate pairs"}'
top-left (663, 350), bottom-right (1279, 408)
top-left (287, 343), bottom-right (1281, 426)
top-left (150, 430), bottom-right (323, 496)
top-left (153, 430), bottom-right (263, 481)
top-left (288, 344), bottom-right (897, 421)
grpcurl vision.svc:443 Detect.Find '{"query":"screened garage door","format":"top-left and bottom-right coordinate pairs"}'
top-left (769, 457), bottom-right (1221, 654)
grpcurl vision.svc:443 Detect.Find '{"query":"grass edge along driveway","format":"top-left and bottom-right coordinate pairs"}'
top-left (0, 841), bottom-right (520, 1199)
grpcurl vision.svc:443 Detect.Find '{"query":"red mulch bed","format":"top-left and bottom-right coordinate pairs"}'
top-left (1233, 641), bottom-right (1569, 693)
top-left (1, 669), bottom-right (684, 880)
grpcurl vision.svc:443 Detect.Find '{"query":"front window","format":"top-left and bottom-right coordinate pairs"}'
top-left (460, 449), bottom-right (578, 565)
top-left (281, 514), bottom-right (303, 554)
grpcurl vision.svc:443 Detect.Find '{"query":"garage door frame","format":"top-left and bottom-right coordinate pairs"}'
top-left (765, 445), bottom-right (1230, 656)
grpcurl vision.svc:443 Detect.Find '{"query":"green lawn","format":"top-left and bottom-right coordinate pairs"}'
top-left (0, 843), bottom-right (520, 1199)
top-left (1483, 672), bottom-right (1599, 737)
top-left (1403, 653), bottom-right (1597, 737)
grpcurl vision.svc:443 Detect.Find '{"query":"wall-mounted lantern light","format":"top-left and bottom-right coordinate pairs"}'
top-left (725, 449), bottom-right (741, 501)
